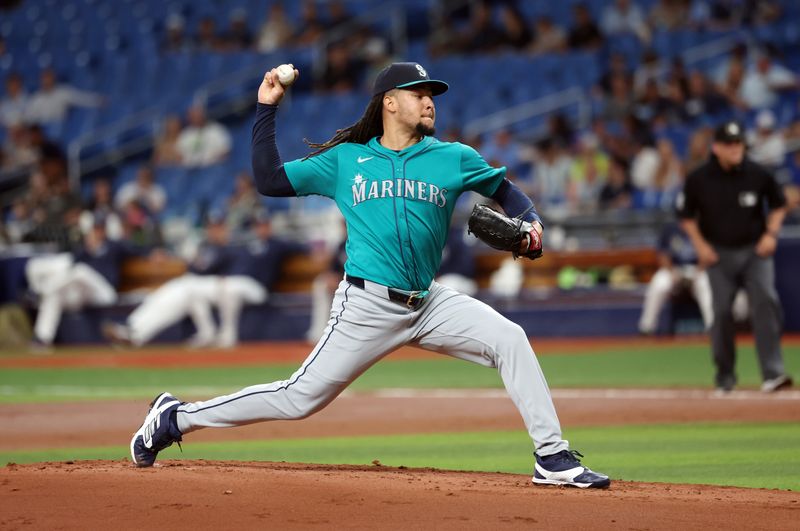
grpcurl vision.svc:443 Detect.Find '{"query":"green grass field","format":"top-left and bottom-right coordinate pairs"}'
top-left (1, 343), bottom-right (798, 403)
top-left (2, 341), bottom-right (798, 490)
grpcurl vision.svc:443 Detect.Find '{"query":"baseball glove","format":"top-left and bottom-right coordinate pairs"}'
top-left (467, 204), bottom-right (543, 260)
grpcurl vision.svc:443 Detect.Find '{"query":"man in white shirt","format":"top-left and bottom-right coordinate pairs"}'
top-left (740, 54), bottom-right (797, 110)
top-left (114, 165), bottom-right (167, 214)
top-left (176, 105), bottom-right (232, 167)
top-left (0, 73), bottom-right (30, 128)
top-left (25, 68), bottom-right (105, 125)
top-left (747, 109), bottom-right (786, 170)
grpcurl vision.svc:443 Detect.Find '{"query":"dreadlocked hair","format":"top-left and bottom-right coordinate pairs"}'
top-left (303, 93), bottom-right (385, 159)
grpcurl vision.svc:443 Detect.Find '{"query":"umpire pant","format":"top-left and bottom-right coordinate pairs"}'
top-left (707, 246), bottom-right (785, 388)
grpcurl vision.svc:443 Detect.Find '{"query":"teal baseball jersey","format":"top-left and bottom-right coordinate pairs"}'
top-left (284, 136), bottom-right (506, 290)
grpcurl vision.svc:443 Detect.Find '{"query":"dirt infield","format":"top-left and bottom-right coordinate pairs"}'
top-left (2, 338), bottom-right (799, 529)
top-left (2, 461), bottom-right (798, 530)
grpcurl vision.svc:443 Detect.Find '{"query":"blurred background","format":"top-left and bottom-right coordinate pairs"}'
top-left (1, 0), bottom-right (799, 348)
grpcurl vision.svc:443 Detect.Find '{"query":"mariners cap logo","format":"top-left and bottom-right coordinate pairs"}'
top-left (372, 62), bottom-right (448, 96)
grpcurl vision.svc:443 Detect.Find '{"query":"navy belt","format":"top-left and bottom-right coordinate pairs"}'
top-left (346, 275), bottom-right (429, 310)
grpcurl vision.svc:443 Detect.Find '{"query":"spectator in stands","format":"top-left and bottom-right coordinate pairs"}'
top-left (685, 126), bottom-right (712, 172)
top-left (215, 210), bottom-right (309, 348)
top-left (176, 105), bottom-right (232, 167)
top-left (120, 199), bottom-right (163, 248)
top-left (225, 171), bottom-right (261, 237)
top-left (711, 41), bottom-right (748, 86)
top-left (103, 213), bottom-right (234, 348)
top-left (530, 138), bottom-right (572, 210)
top-left (481, 129), bottom-right (524, 175)
top-left (747, 110), bottom-right (786, 170)
top-left (599, 156), bottom-right (634, 210)
top-left (221, 9), bottom-right (253, 51)
top-left (679, 121), bottom-right (791, 393)
top-left (0, 72), bottom-right (29, 128)
top-left (318, 41), bottom-right (363, 93)
top-left (632, 49), bottom-right (662, 95)
top-left (1, 123), bottom-right (37, 172)
top-left (25, 67), bottom-right (104, 125)
top-left (114, 165), bottom-right (166, 216)
top-left (256, 3), bottom-right (296, 53)
top-left (162, 14), bottom-right (191, 53)
top-left (739, 52), bottom-right (798, 110)
top-left (529, 16), bottom-right (567, 55)
top-left (601, 73), bottom-right (635, 121)
top-left (291, 0), bottom-right (325, 47)
top-left (567, 3), bottom-right (604, 50)
top-left (26, 215), bottom-right (140, 349)
top-left (80, 177), bottom-right (123, 240)
top-left (547, 113), bottom-right (576, 149)
top-left (194, 16), bottom-right (224, 52)
top-left (498, 3), bottom-right (533, 50)
top-left (153, 114), bottom-right (183, 166)
top-left (20, 169), bottom-right (82, 248)
top-left (601, 0), bottom-right (651, 44)
top-left (648, 0), bottom-right (690, 31)
top-left (567, 132), bottom-right (608, 214)
top-left (636, 138), bottom-right (684, 210)
top-left (717, 53), bottom-right (748, 110)
top-left (682, 70), bottom-right (731, 123)
top-left (325, 0), bottom-right (351, 27)
top-left (459, 0), bottom-right (507, 53)
top-left (633, 79), bottom-right (676, 124)
top-left (638, 222), bottom-right (714, 335)
top-left (597, 52), bottom-right (631, 96)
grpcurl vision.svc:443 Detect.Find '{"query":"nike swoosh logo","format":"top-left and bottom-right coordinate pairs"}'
top-left (357, 156), bottom-right (374, 163)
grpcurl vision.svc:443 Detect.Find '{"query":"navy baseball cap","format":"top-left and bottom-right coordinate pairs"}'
top-left (372, 62), bottom-right (449, 96)
top-left (714, 121), bottom-right (744, 143)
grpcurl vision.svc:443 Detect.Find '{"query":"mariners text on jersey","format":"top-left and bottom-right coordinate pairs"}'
top-left (351, 174), bottom-right (448, 208)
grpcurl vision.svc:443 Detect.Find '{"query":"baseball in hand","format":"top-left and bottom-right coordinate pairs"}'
top-left (276, 64), bottom-right (296, 86)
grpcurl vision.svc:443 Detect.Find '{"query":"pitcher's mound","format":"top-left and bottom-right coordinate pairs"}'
top-left (2, 460), bottom-right (798, 529)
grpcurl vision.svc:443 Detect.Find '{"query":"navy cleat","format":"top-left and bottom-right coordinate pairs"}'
top-left (130, 392), bottom-right (183, 467)
top-left (532, 450), bottom-right (611, 489)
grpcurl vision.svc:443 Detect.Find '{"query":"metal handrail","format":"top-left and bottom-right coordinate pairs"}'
top-left (463, 87), bottom-right (590, 138)
top-left (67, 105), bottom-right (161, 187)
top-left (462, 30), bottom-right (750, 139)
top-left (67, 3), bottom-right (410, 189)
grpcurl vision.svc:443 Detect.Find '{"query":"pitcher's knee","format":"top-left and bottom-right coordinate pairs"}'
top-left (282, 388), bottom-right (335, 420)
top-left (493, 320), bottom-right (529, 349)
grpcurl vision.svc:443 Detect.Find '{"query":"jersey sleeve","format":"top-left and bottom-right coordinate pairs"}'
top-left (763, 168), bottom-right (787, 209)
top-left (283, 147), bottom-right (339, 198)
top-left (676, 172), bottom-right (698, 219)
top-left (459, 144), bottom-right (506, 197)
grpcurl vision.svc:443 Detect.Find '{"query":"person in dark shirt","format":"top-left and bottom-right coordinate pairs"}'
top-left (678, 121), bottom-right (791, 393)
top-left (567, 3), bottom-right (604, 50)
top-left (216, 210), bottom-right (308, 348)
top-left (25, 216), bottom-right (143, 348)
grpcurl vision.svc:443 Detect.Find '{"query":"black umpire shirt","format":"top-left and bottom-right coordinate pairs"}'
top-left (677, 155), bottom-right (786, 247)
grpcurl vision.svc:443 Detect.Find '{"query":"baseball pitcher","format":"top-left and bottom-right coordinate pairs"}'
top-left (130, 62), bottom-right (610, 488)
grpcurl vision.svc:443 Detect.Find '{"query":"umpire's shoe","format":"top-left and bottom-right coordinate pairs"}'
top-left (130, 392), bottom-right (183, 467)
top-left (532, 450), bottom-right (610, 489)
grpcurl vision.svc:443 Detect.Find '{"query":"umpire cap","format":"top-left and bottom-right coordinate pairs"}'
top-left (372, 62), bottom-right (449, 96)
top-left (713, 121), bottom-right (744, 143)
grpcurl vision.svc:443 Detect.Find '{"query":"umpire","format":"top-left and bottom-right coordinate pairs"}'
top-left (678, 121), bottom-right (791, 393)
